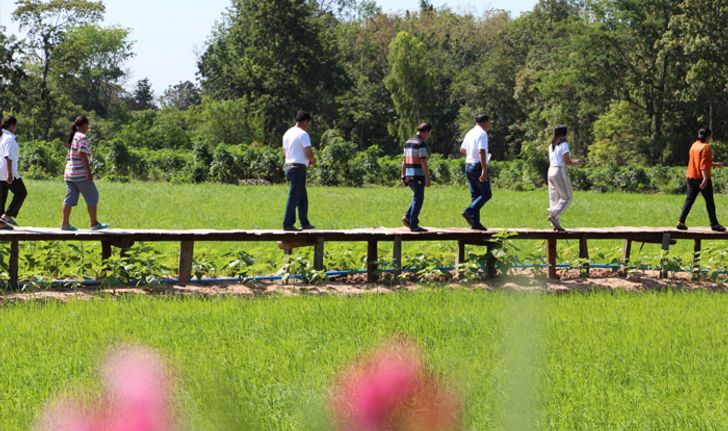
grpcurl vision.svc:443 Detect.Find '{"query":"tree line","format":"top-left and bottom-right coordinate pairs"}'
top-left (2, 0), bottom-right (728, 180)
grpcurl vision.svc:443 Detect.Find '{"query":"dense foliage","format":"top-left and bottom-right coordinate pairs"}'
top-left (4, 0), bottom-right (728, 189)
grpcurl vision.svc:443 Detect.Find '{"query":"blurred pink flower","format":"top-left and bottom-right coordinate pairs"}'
top-left (38, 344), bottom-right (176, 431)
top-left (330, 339), bottom-right (461, 431)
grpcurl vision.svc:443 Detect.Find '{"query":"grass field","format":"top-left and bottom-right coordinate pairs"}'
top-left (4, 290), bottom-right (728, 430)
top-left (5, 180), bottom-right (728, 278)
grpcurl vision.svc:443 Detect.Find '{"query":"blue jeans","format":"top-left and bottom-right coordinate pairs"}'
top-left (463, 163), bottom-right (492, 224)
top-left (283, 167), bottom-right (310, 228)
top-left (404, 177), bottom-right (425, 227)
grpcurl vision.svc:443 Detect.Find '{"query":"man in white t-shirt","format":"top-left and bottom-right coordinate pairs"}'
top-left (282, 112), bottom-right (317, 231)
top-left (459, 114), bottom-right (491, 231)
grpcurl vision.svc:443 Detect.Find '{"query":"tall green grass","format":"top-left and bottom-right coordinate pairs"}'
top-left (3, 291), bottom-right (728, 430)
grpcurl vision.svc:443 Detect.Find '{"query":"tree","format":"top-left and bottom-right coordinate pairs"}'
top-left (160, 81), bottom-right (201, 110)
top-left (0, 28), bottom-right (26, 118)
top-left (384, 31), bottom-right (437, 145)
top-left (133, 78), bottom-right (155, 110)
top-left (13, 0), bottom-right (105, 139)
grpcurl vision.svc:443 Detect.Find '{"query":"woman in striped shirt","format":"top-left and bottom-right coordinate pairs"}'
top-left (61, 116), bottom-right (108, 231)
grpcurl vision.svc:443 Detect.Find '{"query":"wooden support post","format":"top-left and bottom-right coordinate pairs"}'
top-left (313, 237), bottom-right (325, 271)
top-left (547, 239), bottom-right (558, 279)
top-left (579, 238), bottom-right (590, 278)
top-left (620, 239), bottom-right (632, 273)
top-left (455, 240), bottom-right (466, 266)
top-left (101, 241), bottom-right (112, 260)
top-left (660, 233), bottom-right (671, 279)
top-left (693, 239), bottom-right (702, 277)
top-left (393, 236), bottom-right (402, 271)
top-left (486, 243), bottom-right (497, 278)
top-left (9, 240), bottom-right (18, 291)
top-left (367, 241), bottom-right (378, 283)
top-left (178, 241), bottom-right (194, 284)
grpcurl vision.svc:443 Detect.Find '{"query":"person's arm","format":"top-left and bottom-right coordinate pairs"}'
top-left (304, 146), bottom-right (316, 167)
top-left (80, 152), bottom-right (92, 182)
top-left (563, 152), bottom-right (578, 167)
top-left (422, 159), bottom-right (431, 187)
top-left (478, 149), bottom-right (487, 182)
top-left (400, 158), bottom-right (406, 182)
top-left (700, 148), bottom-right (711, 189)
top-left (4, 158), bottom-right (12, 185)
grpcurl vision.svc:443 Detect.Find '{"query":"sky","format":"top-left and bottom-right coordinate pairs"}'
top-left (0, 0), bottom-right (537, 96)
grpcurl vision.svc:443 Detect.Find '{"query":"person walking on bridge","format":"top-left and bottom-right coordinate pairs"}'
top-left (401, 123), bottom-right (432, 233)
top-left (677, 127), bottom-right (726, 232)
top-left (282, 112), bottom-right (316, 231)
top-left (0, 116), bottom-right (27, 229)
top-left (460, 114), bottom-right (491, 231)
top-left (547, 125), bottom-right (577, 232)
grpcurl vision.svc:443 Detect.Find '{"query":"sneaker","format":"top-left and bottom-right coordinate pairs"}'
top-left (0, 219), bottom-right (13, 230)
top-left (300, 224), bottom-right (316, 230)
top-left (676, 222), bottom-right (688, 231)
top-left (283, 226), bottom-right (301, 232)
top-left (1, 216), bottom-right (17, 226)
top-left (90, 223), bottom-right (109, 231)
top-left (471, 223), bottom-right (487, 231)
top-left (410, 226), bottom-right (428, 233)
top-left (402, 217), bottom-right (411, 228)
top-left (711, 224), bottom-right (726, 232)
top-left (461, 212), bottom-right (475, 228)
top-left (61, 225), bottom-right (78, 231)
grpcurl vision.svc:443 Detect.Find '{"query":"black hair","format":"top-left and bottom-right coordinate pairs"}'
top-left (698, 127), bottom-right (712, 143)
top-left (296, 112), bottom-right (312, 123)
top-left (417, 122), bottom-right (433, 132)
top-left (66, 115), bottom-right (89, 149)
top-left (551, 125), bottom-right (568, 150)
top-left (475, 114), bottom-right (489, 124)
top-left (0, 116), bottom-right (17, 131)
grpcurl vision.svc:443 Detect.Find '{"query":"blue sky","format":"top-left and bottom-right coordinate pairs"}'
top-left (0, 0), bottom-right (537, 96)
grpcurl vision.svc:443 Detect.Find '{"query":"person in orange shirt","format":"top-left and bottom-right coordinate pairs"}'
top-left (677, 127), bottom-right (725, 231)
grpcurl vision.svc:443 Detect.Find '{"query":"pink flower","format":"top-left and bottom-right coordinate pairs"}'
top-left (38, 345), bottom-right (176, 431)
top-left (330, 339), bottom-right (461, 431)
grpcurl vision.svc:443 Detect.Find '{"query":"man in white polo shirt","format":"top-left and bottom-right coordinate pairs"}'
top-left (282, 112), bottom-right (316, 231)
top-left (460, 114), bottom-right (491, 231)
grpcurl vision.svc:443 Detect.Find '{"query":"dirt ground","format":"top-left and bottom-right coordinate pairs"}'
top-left (2, 268), bottom-right (726, 303)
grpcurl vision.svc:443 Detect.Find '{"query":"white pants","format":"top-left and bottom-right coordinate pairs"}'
top-left (548, 166), bottom-right (572, 223)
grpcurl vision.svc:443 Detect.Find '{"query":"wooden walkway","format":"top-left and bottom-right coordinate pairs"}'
top-left (1, 226), bottom-right (726, 289)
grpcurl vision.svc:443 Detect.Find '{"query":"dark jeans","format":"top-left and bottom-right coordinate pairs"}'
top-left (0, 178), bottom-right (27, 218)
top-left (679, 178), bottom-right (719, 226)
top-left (463, 163), bottom-right (492, 224)
top-left (404, 177), bottom-right (425, 227)
top-left (283, 167), bottom-right (310, 228)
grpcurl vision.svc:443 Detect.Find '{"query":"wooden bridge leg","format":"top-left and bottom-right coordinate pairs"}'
top-left (547, 239), bottom-right (558, 279)
top-left (579, 238), bottom-right (590, 278)
top-left (693, 239), bottom-right (702, 277)
top-left (393, 236), bottom-right (402, 271)
top-left (367, 241), bottom-right (378, 283)
top-left (455, 240), bottom-right (466, 266)
top-left (486, 243), bottom-right (497, 278)
top-left (620, 239), bottom-right (632, 273)
top-left (660, 234), bottom-right (671, 279)
top-left (9, 240), bottom-right (18, 291)
top-left (101, 241), bottom-right (112, 260)
top-left (178, 241), bottom-right (194, 284)
top-left (314, 237), bottom-right (325, 271)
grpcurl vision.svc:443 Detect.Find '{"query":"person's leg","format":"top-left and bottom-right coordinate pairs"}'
top-left (472, 175), bottom-right (492, 225)
top-left (283, 168), bottom-right (300, 228)
top-left (547, 171), bottom-right (559, 216)
top-left (82, 182), bottom-right (100, 226)
top-left (298, 169), bottom-right (310, 227)
top-left (409, 179), bottom-right (425, 227)
top-left (62, 181), bottom-right (80, 227)
top-left (550, 168), bottom-right (572, 224)
top-left (5, 178), bottom-right (27, 218)
top-left (405, 179), bottom-right (415, 221)
top-left (679, 179), bottom-right (701, 224)
top-left (700, 179), bottom-right (720, 226)
top-left (464, 165), bottom-right (482, 222)
top-left (0, 181), bottom-right (9, 216)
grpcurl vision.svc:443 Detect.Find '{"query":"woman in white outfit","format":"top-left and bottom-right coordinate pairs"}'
top-left (547, 125), bottom-right (577, 231)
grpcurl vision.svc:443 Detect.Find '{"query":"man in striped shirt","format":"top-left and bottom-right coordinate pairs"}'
top-left (401, 123), bottom-right (432, 232)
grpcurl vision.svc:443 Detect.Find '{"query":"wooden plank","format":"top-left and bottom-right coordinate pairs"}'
top-left (9, 240), bottom-right (18, 291)
top-left (178, 241), bottom-right (194, 284)
top-left (393, 236), bottom-right (402, 270)
top-left (620, 239), bottom-right (632, 273)
top-left (660, 233), bottom-right (671, 279)
top-left (455, 241), bottom-right (466, 266)
top-left (547, 239), bottom-right (558, 279)
top-left (367, 241), bottom-right (378, 283)
top-left (693, 239), bottom-right (702, 274)
top-left (579, 238), bottom-right (590, 278)
top-left (101, 241), bottom-right (112, 260)
top-left (314, 237), bottom-right (325, 271)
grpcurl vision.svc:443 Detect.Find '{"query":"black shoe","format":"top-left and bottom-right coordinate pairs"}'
top-left (402, 217), bottom-right (411, 228)
top-left (301, 224), bottom-right (316, 230)
top-left (461, 212), bottom-right (475, 228)
top-left (712, 224), bottom-right (726, 232)
top-left (676, 222), bottom-right (688, 231)
top-left (283, 226), bottom-right (301, 232)
top-left (471, 223), bottom-right (487, 231)
top-left (410, 226), bottom-right (428, 233)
